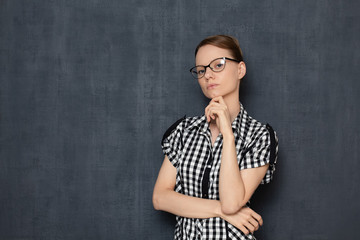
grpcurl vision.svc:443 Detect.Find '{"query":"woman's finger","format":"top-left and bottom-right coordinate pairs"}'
top-left (248, 216), bottom-right (260, 231)
top-left (209, 108), bottom-right (219, 120)
top-left (205, 103), bottom-right (221, 121)
top-left (205, 105), bottom-right (221, 121)
top-left (206, 101), bottom-right (221, 111)
top-left (237, 225), bottom-right (249, 235)
top-left (250, 211), bottom-right (263, 226)
top-left (210, 96), bottom-right (223, 103)
top-left (207, 108), bottom-right (222, 121)
top-left (212, 96), bottom-right (226, 105)
top-left (243, 221), bottom-right (255, 234)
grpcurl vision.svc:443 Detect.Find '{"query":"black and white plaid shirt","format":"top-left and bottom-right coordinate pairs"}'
top-left (161, 102), bottom-right (278, 240)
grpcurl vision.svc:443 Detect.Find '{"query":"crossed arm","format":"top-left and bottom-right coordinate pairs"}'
top-left (152, 154), bottom-right (269, 234)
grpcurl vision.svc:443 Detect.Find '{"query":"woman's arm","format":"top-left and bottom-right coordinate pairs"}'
top-left (206, 96), bottom-right (269, 215)
top-left (153, 155), bottom-right (222, 218)
top-left (220, 134), bottom-right (269, 214)
top-left (153, 155), bottom-right (263, 234)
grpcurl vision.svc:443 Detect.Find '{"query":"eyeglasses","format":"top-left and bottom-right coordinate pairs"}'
top-left (189, 57), bottom-right (240, 79)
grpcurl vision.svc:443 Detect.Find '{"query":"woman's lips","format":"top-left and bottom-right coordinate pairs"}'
top-left (207, 84), bottom-right (219, 89)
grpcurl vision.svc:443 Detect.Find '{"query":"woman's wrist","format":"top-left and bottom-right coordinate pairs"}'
top-left (222, 131), bottom-right (235, 142)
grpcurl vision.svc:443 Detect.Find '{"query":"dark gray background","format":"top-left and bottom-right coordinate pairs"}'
top-left (1, 0), bottom-right (359, 239)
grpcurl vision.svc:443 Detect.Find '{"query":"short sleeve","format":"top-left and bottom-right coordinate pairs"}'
top-left (161, 116), bottom-right (186, 168)
top-left (239, 124), bottom-right (278, 184)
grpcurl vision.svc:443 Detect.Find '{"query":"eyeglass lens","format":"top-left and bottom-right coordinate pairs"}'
top-left (191, 58), bottom-right (226, 79)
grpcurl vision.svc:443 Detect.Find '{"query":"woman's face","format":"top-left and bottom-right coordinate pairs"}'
top-left (195, 44), bottom-right (245, 99)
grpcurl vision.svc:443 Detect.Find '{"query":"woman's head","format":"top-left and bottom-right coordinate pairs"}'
top-left (192, 35), bottom-right (246, 100)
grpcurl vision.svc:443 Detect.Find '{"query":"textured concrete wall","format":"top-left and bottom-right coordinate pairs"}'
top-left (1, 0), bottom-right (359, 239)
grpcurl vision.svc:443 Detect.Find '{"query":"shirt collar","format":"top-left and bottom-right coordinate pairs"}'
top-left (231, 102), bottom-right (244, 135)
top-left (186, 102), bottom-right (245, 137)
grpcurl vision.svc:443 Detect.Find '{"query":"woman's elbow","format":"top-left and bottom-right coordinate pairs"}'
top-left (220, 201), bottom-right (244, 215)
top-left (221, 204), bottom-right (240, 215)
top-left (152, 191), bottom-right (162, 210)
top-left (153, 188), bottom-right (170, 211)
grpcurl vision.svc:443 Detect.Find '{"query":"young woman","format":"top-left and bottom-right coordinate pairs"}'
top-left (153, 35), bottom-right (278, 240)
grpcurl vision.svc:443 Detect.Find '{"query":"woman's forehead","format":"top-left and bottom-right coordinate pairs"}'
top-left (195, 45), bottom-right (232, 65)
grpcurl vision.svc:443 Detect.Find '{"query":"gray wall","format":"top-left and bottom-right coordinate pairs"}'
top-left (1, 0), bottom-right (359, 239)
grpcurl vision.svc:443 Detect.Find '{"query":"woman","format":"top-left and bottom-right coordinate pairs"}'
top-left (153, 35), bottom-right (278, 239)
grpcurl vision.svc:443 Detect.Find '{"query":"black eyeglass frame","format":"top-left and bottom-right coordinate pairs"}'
top-left (189, 57), bottom-right (241, 79)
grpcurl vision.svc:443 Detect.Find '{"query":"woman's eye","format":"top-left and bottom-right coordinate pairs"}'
top-left (198, 70), bottom-right (205, 75)
top-left (215, 63), bottom-right (224, 69)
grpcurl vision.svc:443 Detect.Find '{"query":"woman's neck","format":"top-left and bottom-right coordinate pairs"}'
top-left (222, 93), bottom-right (241, 123)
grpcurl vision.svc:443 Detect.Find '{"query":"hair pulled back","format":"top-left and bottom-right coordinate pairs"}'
top-left (194, 35), bottom-right (244, 62)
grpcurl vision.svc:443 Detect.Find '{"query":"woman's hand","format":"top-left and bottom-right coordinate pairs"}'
top-left (205, 96), bottom-right (233, 137)
top-left (220, 206), bottom-right (263, 235)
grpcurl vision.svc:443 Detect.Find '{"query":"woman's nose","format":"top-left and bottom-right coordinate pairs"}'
top-left (204, 67), bottom-right (213, 80)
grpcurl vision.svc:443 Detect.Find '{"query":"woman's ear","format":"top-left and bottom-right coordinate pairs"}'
top-left (238, 61), bottom-right (246, 80)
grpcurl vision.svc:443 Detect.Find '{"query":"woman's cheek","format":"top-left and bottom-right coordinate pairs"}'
top-left (199, 83), bottom-right (208, 96)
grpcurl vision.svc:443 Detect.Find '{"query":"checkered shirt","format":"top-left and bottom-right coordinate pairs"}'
top-left (161, 102), bottom-right (279, 240)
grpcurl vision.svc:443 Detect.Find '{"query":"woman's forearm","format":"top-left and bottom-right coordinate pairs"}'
top-left (219, 133), bottom-right (246, 214)
top-left (153, 189), bottom-right (221, 219)
top-left (153, 188), bottom-right (263, 235)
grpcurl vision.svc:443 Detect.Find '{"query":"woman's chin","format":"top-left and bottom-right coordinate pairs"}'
top-left (209, 93), bottom-right (221, 99)
top-left (202, 90), bottom-right (219, 99)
